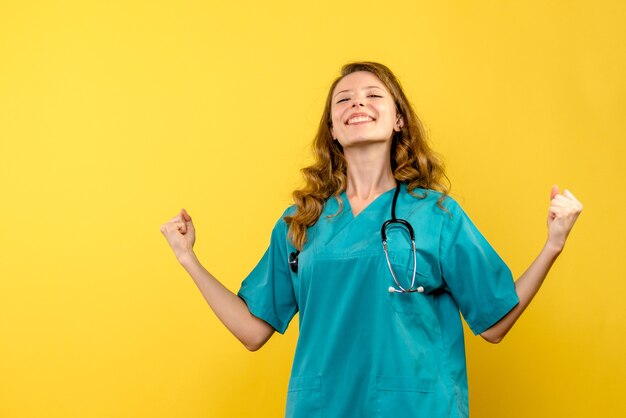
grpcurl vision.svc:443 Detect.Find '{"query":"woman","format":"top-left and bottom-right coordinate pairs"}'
top-left (160, 62), bottom-right (583, 418)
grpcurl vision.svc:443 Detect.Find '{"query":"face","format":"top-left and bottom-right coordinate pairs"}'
top-left (330, 71), bottom-right (403, 148)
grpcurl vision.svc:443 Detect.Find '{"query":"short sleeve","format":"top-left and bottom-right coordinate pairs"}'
top-left (236, 209), bottom-right (298, 334)
top-left (440, 199), bottom-right (519, 335)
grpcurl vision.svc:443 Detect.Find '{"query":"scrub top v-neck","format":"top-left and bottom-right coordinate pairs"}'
top-left (237, 184), bottom-right (519, 418)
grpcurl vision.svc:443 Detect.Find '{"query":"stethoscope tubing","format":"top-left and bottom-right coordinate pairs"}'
top-left (382, 239), bottom-right (420, 293)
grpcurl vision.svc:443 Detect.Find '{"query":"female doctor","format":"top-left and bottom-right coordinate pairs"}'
top-left (160, 62), bottom-right (583, 418)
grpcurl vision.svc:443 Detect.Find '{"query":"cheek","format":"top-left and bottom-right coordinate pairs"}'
top-left (378, 102), bottom-right (394, 116)
top-left (379, 105), bottom-right (398, 126)
top-left (330, 111), bottom-right (344, 131)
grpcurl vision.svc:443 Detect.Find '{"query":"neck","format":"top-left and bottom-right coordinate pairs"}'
top-left (344, 142), bottom-right (396, 199)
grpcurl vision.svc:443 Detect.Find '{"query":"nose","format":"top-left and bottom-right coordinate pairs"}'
top-left (352, 100), bottom-right (364, 108)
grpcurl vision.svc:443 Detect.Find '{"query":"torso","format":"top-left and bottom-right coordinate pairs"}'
top-left (285, 184), bottom-right (469, 418)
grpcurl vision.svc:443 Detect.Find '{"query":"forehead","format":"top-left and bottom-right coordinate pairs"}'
top-left (332, 71), bottom-right (388, 95)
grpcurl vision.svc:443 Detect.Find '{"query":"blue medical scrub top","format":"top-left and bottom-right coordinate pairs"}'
top-left (237, 184), bottom-right (519, 418)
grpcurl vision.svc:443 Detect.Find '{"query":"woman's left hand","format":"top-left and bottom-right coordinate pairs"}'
top-left (547, 185), bottom-right (583, 252)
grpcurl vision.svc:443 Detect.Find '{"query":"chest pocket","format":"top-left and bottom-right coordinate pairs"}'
top-left (384, 248), bottom-right (442, 316)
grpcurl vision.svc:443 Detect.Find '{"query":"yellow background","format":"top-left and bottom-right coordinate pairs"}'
top-left (1, 0), bottom-right (624, 417)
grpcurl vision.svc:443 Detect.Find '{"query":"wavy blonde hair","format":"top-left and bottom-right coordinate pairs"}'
top-left (284, 62), bottom-right (450, 250)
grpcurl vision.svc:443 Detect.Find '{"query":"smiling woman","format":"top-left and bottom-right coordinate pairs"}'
top-left (286, 62), bottom-right (450, 248)
top-left (160, 62), bottom-right (583, 418)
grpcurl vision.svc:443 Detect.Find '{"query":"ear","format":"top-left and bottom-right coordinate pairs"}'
top-left (330, 125), bottom-right (336, 140)
top-left (394, 115), bottom-right (405, 132)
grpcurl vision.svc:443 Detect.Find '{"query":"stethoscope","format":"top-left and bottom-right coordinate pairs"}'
top-left (382, 183), bottom-right (423, 293)
top-left (288, 183), bottom-right (423, 294)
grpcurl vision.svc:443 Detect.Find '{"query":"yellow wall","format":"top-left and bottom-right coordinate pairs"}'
top-left (1, 1), bottom-right (624, 417)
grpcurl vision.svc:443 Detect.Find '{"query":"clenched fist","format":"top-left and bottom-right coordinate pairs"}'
top-left (160, 208), bottom-right (196, 262)
top-left (547, 186), bottom-right (583, 252)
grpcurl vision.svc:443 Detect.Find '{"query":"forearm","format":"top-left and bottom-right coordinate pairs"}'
top-left (480, 241), bottom-right (562, 343)
top-left (178, 252), bottom-right (275, 351)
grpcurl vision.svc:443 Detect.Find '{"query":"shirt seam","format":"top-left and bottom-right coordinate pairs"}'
top-left (467, 292), bottom-right (520, 335)
top-left (237, 291), bottom-right (289, 334)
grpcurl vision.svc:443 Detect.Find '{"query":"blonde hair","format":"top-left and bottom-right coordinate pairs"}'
top-left (284, 62), bottom-right (450, 250)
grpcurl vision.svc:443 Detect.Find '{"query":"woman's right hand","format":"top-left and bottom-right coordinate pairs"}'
top-left (160, 208), bottom-right (196, 262)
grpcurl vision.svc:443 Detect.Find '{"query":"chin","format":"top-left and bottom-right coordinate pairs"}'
top-left (339, 137), bottom-right (390, 148)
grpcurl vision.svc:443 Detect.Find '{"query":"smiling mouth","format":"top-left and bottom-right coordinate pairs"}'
top-left (346, 115), bottom-right (375, 125)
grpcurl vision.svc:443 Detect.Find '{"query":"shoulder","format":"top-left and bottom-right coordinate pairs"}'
top-left (404, 186), bottom-right (463, 215)
top-left (281, 204), bottom-right (298, 218)
top-left (277, 193), bottom-right (339, 220)
top-left (273, 204), bottom-right (296, 230)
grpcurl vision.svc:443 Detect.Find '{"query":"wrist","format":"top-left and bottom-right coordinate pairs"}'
top-left (543, 240), bottom-right (564, 258)
top-left (177, 251), bottom-right (199, 268)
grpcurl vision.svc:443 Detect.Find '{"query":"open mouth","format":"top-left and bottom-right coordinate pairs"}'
top-left (346, 115), bottom-right (375, 125)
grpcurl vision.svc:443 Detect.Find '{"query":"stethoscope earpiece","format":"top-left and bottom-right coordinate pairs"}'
top-left (388, 285), bottom-right (425, 293)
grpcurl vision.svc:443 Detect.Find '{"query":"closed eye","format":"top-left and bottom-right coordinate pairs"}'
top-left (336, 94), bottom-right (382, 104)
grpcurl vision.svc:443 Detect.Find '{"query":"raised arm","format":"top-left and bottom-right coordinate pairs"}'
top-left (480, 186), bottom-right (583, 344)
top-left (160, 209), bottom-right (275, 351)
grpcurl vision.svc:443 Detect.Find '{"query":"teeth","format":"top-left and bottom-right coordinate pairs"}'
top-left (347, 116), bottom-right (373, 124)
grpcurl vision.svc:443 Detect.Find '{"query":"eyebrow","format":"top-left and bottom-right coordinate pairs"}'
top-left (333, 85), bottom-right (384, 98)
